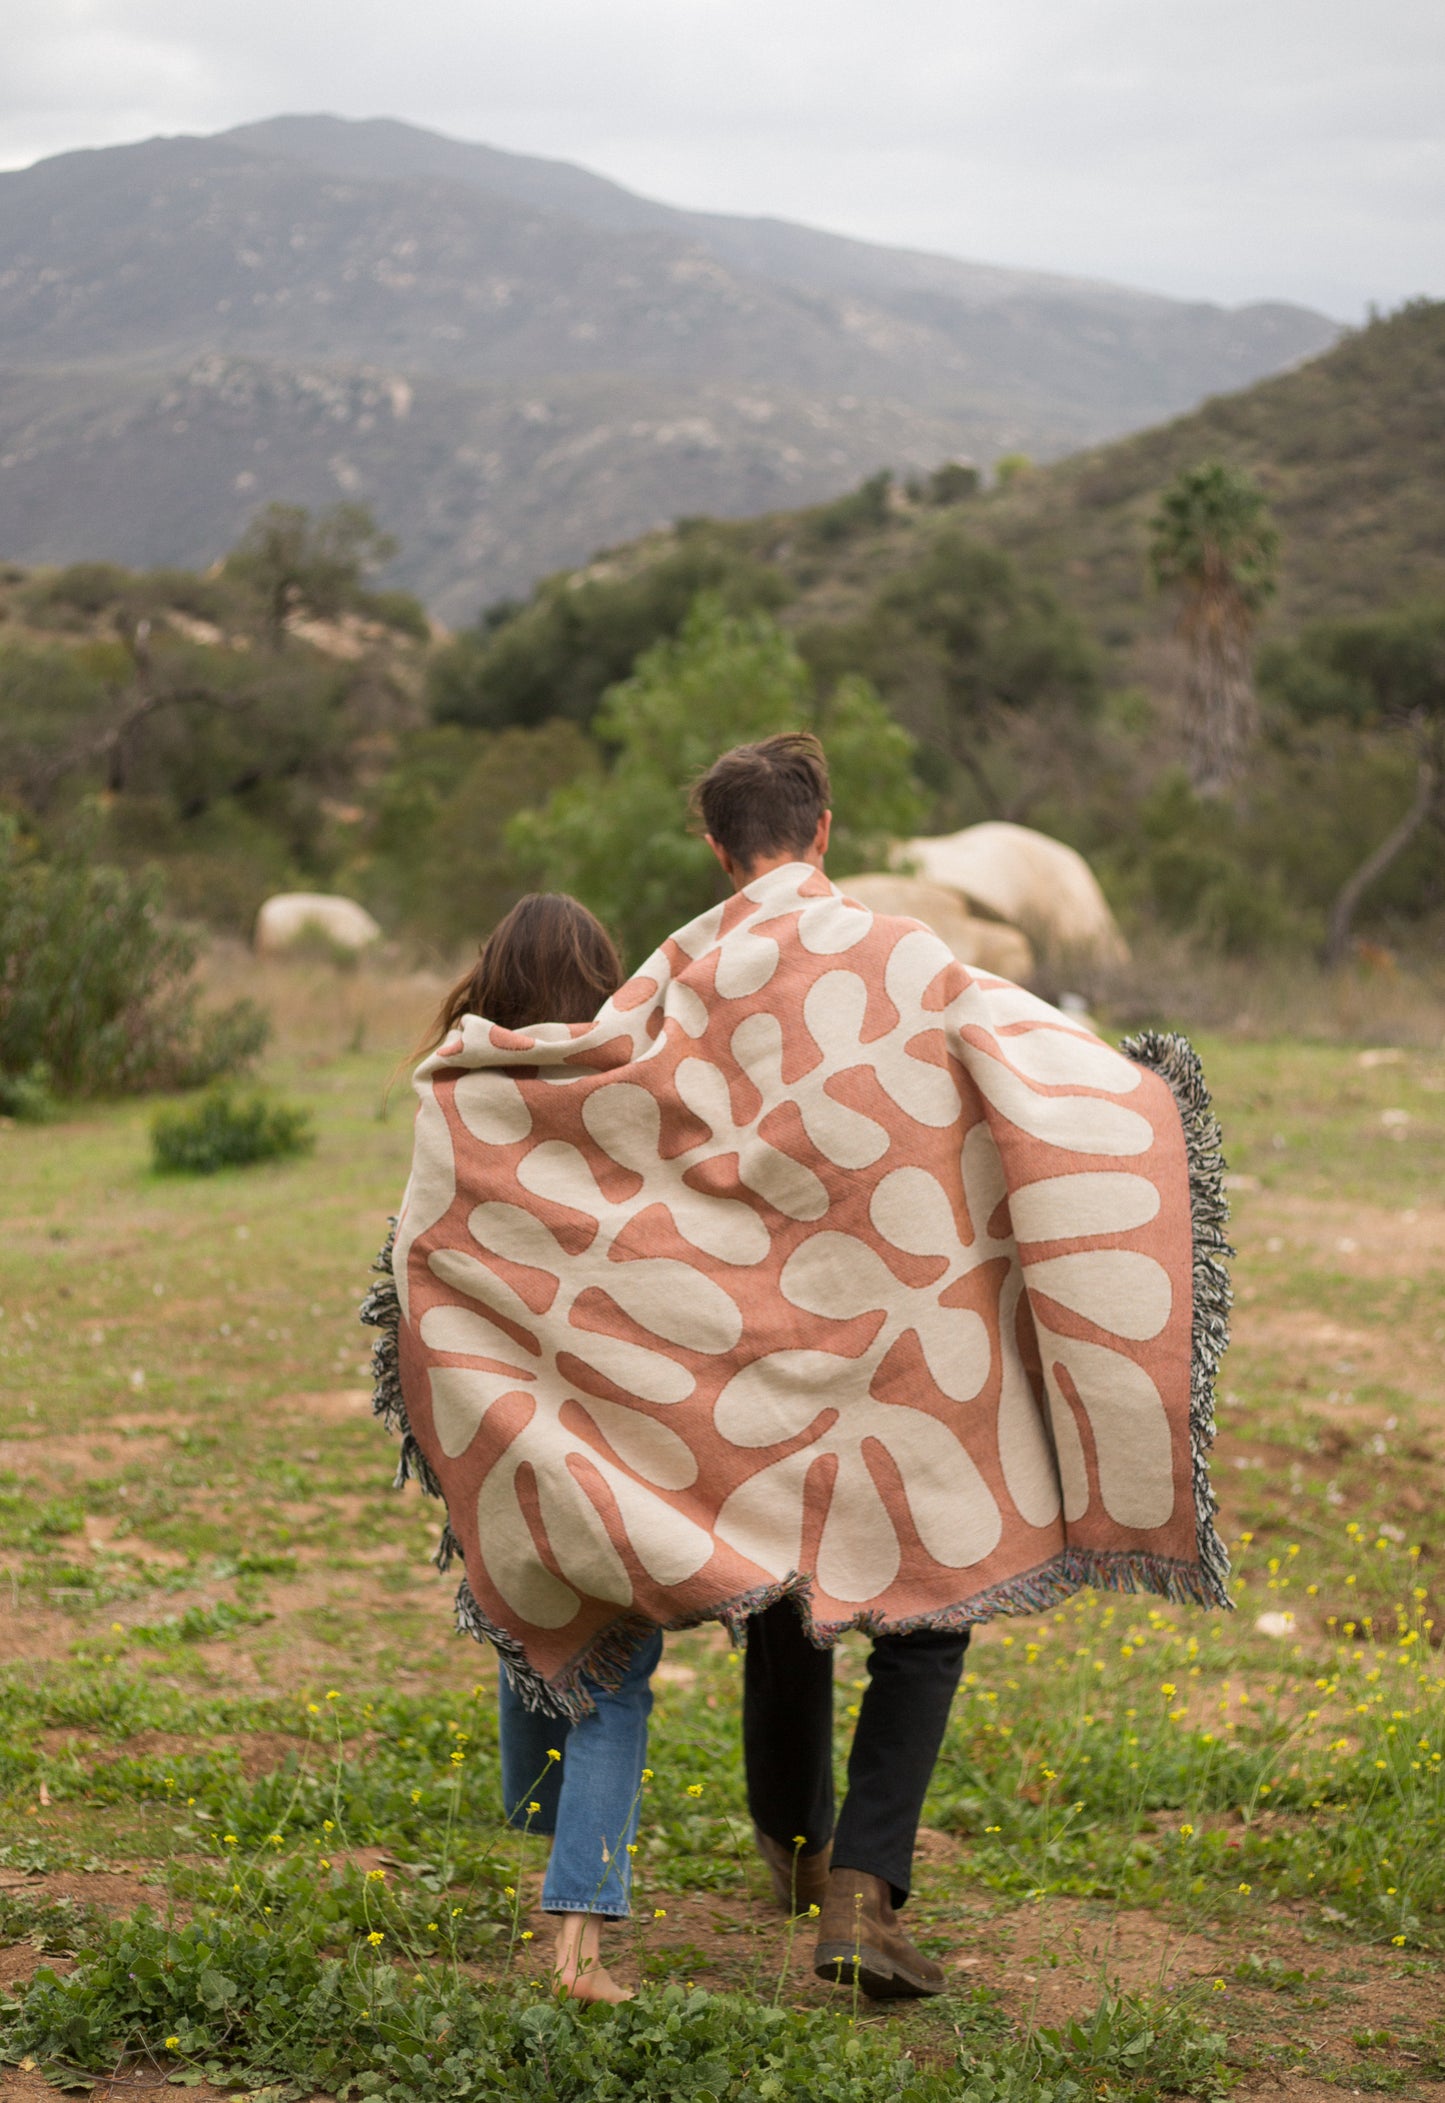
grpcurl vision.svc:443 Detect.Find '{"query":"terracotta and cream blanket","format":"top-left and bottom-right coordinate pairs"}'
top-left (365, 861), bottom-right (1231, 1713)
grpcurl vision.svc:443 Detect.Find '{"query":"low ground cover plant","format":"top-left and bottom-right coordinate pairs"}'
top-left (151, 1088), bottom-right (314, 1173)
top-left (6, 1919), bottom-right (1229, 2103)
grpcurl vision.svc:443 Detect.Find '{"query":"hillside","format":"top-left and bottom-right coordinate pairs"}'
top-left (969, 297), bottom-right (1445, 680)
top-left (411, 299), bottom-right (1445, 964)
top-left (489, 298), bottom-right (1445, 692)
top-left (0, 115), bottom-right (1336, 620)
top-left (0, 362), bottom-right (964, 628)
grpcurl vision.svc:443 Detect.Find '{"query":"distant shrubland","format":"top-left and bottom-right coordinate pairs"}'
top-left (1, 305), bottom-right (1443, 1023)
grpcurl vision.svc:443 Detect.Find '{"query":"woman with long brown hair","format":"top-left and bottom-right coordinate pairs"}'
top-left (412, 895), bottom-right (658, 2004)
top-left (420, 892), bottom-right (625, 1053)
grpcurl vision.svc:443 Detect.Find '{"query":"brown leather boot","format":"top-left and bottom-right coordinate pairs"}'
top-left (753, 1827), bottom-right (832, 1915)
top-left (812, 1868), bottom-right (945, 1999)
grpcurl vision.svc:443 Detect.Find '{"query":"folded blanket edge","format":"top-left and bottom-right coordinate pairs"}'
top-left (1120, 1028), bottom-right (1235, 1614)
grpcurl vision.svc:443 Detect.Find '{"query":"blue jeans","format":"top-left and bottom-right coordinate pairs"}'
top-left (498, 1628), bottom-right (662, 1918)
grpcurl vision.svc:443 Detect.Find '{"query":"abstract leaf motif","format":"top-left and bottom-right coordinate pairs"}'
top-left (716, 1138), bottom-right (1006, 1603)
top-left (418, 1128), bottom-right (733, 1617)
top-left (714, 1347), bottom-right (1003, 1601)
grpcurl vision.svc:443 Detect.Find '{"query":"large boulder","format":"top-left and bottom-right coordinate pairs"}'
top-left (254, 892), bottom-right (382, 956)
top-left (842, 873), bottom-right (1035, 983)
top-left (898, 823), bottom-right (1129, 969)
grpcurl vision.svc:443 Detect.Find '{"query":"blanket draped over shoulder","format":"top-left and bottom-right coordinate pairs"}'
top-left (364, 863), bottom-right (1231, 1716)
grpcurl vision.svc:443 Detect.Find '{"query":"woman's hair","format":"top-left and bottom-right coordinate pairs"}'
top-left (421, 893), bottom-right (623, 1054)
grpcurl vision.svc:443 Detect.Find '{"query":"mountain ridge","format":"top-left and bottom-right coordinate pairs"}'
top-left (221, 113), bottom-right (1297, 320)
top-left (0, 114), bottom-right (1341, 617)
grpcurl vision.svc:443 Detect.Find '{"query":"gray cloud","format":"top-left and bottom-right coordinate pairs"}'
top-left (3, 0), bottom-right (1441, 316)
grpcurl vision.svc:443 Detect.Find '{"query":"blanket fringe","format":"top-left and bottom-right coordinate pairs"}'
top-left (457, 1572), bottom-right (817, 1720)
top-left (359, 1222), bottom-right (444, 1506)
top-left (454, 1577), bottom-right (663, 1722)
top-left (1120, 1029), bottom-right (1234, 1611)
top-left (463, 1542), bottom-right (1232, 1716)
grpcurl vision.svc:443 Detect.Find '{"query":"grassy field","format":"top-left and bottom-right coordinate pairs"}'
top-left (2, 957), bottom-right (1443, 2100)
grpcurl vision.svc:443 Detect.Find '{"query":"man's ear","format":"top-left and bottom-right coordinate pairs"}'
top-left (814, 810), bottom-right (832, 859)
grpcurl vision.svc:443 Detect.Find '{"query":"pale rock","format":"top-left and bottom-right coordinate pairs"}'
top-left (897, 822), bottom-right (1130, 968)
top-left (254, 892), bottom-right (382, 955)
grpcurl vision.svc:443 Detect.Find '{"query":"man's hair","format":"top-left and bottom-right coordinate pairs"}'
top-left (691, 732), bottom-right (831, 870)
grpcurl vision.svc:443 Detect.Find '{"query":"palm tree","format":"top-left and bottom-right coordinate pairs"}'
top-left (1148, 462), bottom-right (1279, 795)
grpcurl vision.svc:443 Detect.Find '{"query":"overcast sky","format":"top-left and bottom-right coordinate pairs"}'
top-left (5, 0), bottom-right (1442, 318)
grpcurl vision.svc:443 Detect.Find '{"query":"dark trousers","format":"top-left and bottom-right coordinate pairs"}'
top-left (742, 1598), bottom-right (969, 1908)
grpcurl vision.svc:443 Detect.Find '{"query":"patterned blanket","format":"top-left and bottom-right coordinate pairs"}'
top-left (364, 862), bottom-right (1231, 1714)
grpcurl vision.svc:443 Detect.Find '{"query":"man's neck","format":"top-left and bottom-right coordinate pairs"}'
top-left (730, 849), bottom-right (824, 893)
top-left (707, 810), bottom-right (831, 892)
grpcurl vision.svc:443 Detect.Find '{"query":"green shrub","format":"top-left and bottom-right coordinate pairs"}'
top-left (26, 561), bottom-right (132, 621)
top-left (355, 586), bottom-right (432, 642)
top-left (0, 822), bottom-right (268, 1097)
top-left (801, 469), bottom-right (895, 546)
top-left (137, 568), bottom-right (236, 627)
top-left (429, 537), bottom-right (790, 734)
top-left (151, 1090), bottom-right (313, 1175)
top-left (906, 461), bottom-right (981, 506)
top-left (0, 1062), bottom-right (58, 1121)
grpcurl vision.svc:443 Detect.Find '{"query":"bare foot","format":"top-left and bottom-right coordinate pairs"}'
top-left (551, 1912), bottom-right (635, 2004)
top-left (554, 1957), bottom-right (634, 2004)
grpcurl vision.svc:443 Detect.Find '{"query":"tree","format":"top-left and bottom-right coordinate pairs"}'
top-left (364, 720), bottom-right (597, 946)
top-left (919, 461), bottom-right (980, 506)
top-left (428, 537), bottom-right (788, 734)
top-left (510, 595), bottom-right (924, 964)
top-left (225, 502), bottom-right (397, 647)
top-left (801, 531), bottom-right (1101, 823)
top-left (1148, 462), bottom-right (1279, 795)
top-left (1262, 602), bottom-right (1445, 963)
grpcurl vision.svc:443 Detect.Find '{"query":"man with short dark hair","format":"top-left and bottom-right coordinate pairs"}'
top-left (689, 730), bottom-right (833, 880)
top-left (695, 732), bottom-right (967, 2000)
